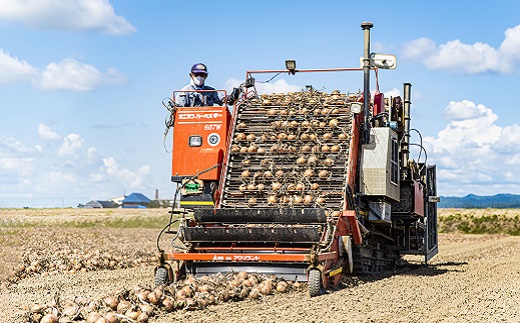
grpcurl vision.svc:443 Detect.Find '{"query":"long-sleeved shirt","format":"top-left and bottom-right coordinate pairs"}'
top-left (176, 84), bottom-right (223, 107)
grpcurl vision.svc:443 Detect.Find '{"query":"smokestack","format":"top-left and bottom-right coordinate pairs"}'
top-left (361, 22), bottom-right (373, 144)
top-left (155, 189), bottom-right (159, 200)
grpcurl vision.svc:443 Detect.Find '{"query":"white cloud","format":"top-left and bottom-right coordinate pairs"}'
top-left (403, 24), bottom-right (520, 74)
top-left (0, 49), bottom-right (38, 84)
top-left (38, 58), bottom-right (126, 91)
top-left (58, 133), bottom-right (83, 157)
top-left (103, 157), bottom-right (151, 189)
top-left (423, 100), bottom-right (520, 195)
top-left (38, 123), bottom-right (60, 141)
top-left (0, 50), bottom-right (126, 91)
top-left (0, 0), bottom-right (135, 35)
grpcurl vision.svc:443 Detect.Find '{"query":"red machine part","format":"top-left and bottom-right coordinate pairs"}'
top-left (171, 94), bottom-right (231, 180)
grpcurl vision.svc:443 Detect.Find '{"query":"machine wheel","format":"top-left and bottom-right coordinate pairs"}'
top-left (154, 266), bottom-right (169, 287)
top-left (308, 269), bottom-right (324, 297)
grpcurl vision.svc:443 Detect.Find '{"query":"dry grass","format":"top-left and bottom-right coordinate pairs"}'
top-left (438, 208), bottom-right (520, 235)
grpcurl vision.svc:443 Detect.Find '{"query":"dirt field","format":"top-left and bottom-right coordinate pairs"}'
top-left (1, 208), bottom-right (519, 323)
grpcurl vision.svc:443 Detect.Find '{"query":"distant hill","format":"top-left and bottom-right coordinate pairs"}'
top-left (439, 194), bottom-right (520, 208)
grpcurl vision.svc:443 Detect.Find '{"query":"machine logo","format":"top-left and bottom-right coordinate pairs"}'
top-left (207, 133), bottom-right (220, 147)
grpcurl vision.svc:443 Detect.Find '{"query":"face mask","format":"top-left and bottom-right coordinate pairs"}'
top-left (192, 75), bottom-right (205, 87)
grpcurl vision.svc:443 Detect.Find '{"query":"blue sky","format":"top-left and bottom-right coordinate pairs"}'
top-left (1, 1), bottom-right (520, 207)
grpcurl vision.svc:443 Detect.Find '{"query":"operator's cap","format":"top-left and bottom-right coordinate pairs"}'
top-left (191, 63), bottom-right (208, 74)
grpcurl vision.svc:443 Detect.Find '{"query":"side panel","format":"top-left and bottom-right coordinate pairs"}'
top-left (171, 106), bottom-right (230, 180)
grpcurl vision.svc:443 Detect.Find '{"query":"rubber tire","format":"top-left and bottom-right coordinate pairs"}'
top-left (154, 266), bottom-right (169, 287)
top-left (308, 269), bottom-right (324, 297)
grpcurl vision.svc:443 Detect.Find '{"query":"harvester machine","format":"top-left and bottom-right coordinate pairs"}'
top-left (157, 22), bottom-right (439, 296)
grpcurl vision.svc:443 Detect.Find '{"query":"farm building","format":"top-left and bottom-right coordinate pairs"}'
top-left (83, 200), bottom-right (119, 209)
top-left (122, 193), bottom-right (151, 208)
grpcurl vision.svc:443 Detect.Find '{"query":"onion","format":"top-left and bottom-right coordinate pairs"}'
top-left (270, 135), bottom-right (278, 140)
top-left (268, 108), bottom-right (277, 116)
top-left (282, 196), bottom-right (292, 204)
top-left (270, 145), bottom-right (279, 152)
top-left (290, 121), bottom-right (299, 128)
top-left (248, 197), bottom-right (257, 205)
top-left (137, 313), bottom-right (149, 323)
top-left (275, 170), bottom-right (284, 178)
top-left (301, 107), bottom-right (309, 114)
top-left (162, 297), bottom-right (175, 312)
top-left (321, 108), bottom-right (330, 115)
top-left (105, 313), bottom-right (119, 323)
top-left (242, 159), bottom-right (251, 166)
top-left (314, 108), bottom-right (322, 115)
top-left (247, 145), bottom-right (258, 153)
top-left (247, 183), bottom-right (256, 190)
top-left (276, 281), bottom-right (290, 293)
top-left (236, 133), bottom-right (246, 141)
top-left (303, 195), bottom-right (313, 205)
top-left (301, 120), bottom-right (311, 127)
top-left (321, 145), bottom-right (331, 153)
top-left (323, 133), bottom-right (333, 141)
top-left (241, 170), bottom-right (250, 178)
top-left (257, 147), bottom-right (266, 154)
top-left (87, 312), bottom-right (102, 323)
top-left (289, 109), bottom-right (296, 116)
top-left (267, 195), bottom-right (278, 204)
top-left (116, 301), bottom-right (131, 314)
top-left (264, 171), bottom-right (273, 178)
top-left (237, 122), bottom-right (247, 129)
top-left (319, 121), bottom-right (327, 128)
top-left (309, 134), bottom-right (317, 141)
top-left (287, 134), bottom-right (297, 141)
top-left (318, 170), bottom-right (329, 179)
top-left (40, 314), bottom-right (59, 323)
top-left (279, 109), bottom-right (288, 116)
top-left (300, 133), bottom-right (310, 140)
top-left (304, 169), bottom-right (314, 177)
top-left (331, 145), bottom-right (341, 152)
top-left (277, 133), bottom-right (287, 140)
top-left (239, 184), bottom-right (247, 192)
top-left (103, 297), bottom-right (118, 311)
top-left (323, 158), bottom-right (334, 166)
top-left (271, 182), bottom-right (282, 191)
top-left (260, 134), bottom-right (268, 141)
top-left (293, 196), bottom-right (303, 204)
top-left (257, 183), bottom-right (265, 191)
top-left (272, 121), bottom-right (281, 128)
top-left (296, 183), bottom-right (306, 191)
top-left (246, 134), bottom-right (256, 141)
top-left (240, 147), bottom-right (248, 154)
top-left (287, 183), bottom-right (296, 190)
top-left (338, 133), bottom-right (348, 140)
top-left (231, 145), bottom-right (240, 153)
top-left (125, 311), bottom-right (139, 320)
top-left (331, 108), bottom-right (339, 114)
top-left (310, 183), bottom-right (320, 190)
top-left (249, 289), bottom-right (261, 300)
top-left (315, 196), bottom-right (326, 204)
top-left (301, 145), bottom-right (311, 153)
top-left (307, 156), bottom-right (318, 165)
top-left (140, 303), bottom-right (155, 316)
top-left (329, 119), bottom-right (339, 127)
top-left (296, 156), bottom-right (306, 165)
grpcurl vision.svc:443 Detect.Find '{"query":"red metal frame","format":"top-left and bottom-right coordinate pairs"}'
top-left (169, 66), bottom-right (383, 287)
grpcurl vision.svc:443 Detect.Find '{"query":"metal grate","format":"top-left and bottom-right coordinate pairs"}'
top-left (220, 90), bottom-right (355, 213)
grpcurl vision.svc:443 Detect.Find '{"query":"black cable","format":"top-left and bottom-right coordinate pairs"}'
top-left (409, 128), bottom-right (423, 162)
top-left (255, 72), bottom-right (282, 83)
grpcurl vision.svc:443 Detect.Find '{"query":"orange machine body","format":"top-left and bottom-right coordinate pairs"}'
top-left (171, 91), bottom-right (231, 181)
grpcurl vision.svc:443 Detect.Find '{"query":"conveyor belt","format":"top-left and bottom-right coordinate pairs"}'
top-left (220, 90), bottom-right (355, 212)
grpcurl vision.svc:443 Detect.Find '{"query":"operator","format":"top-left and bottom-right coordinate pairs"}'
top-left (176, 63), bottom-right (224, 107)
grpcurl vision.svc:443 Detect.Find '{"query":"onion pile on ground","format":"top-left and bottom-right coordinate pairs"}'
top-left (24, 272), bottom-right (303, 323)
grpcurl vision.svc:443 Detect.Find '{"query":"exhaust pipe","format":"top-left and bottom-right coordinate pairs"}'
top-left (402, 83), bottom-right (412, 169)
top-left (361, 22), bottom-right (373, 144)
